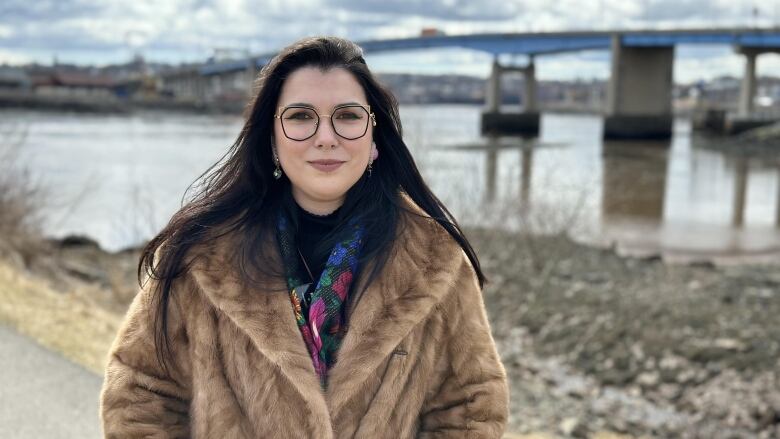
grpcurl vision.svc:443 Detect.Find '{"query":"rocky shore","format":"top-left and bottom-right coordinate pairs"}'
top-left (4, 229), bottom-right (779, 438)
top-left (470, 229), bottom-right (780, 438)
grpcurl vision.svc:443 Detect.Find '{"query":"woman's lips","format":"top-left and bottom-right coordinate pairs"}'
top-left (308, 160), bottom-right (345, 172)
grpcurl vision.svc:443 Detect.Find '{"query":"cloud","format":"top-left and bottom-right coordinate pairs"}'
top-left (0, 0), bottom-right (776, 81)
top-left (637, 0), bottom-right (728, 21)
top-left (0, 48), bottom-right (31, 65)
top-left (0, 0), bottom-right (104, 23)
top-left (323, 0), bottom-right (522, 21)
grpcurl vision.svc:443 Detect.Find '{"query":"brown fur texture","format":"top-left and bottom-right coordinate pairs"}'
top-left (100, 196), bottom-right (509, 438)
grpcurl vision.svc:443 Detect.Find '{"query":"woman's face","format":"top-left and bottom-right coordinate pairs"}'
top-left (273, 66), bottom-right (373, 215)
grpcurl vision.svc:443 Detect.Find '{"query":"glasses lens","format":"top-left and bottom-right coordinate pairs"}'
top-left (281, 107), bottom-right (318, 140)
top-left (332, 106), bottom-right (369, 140)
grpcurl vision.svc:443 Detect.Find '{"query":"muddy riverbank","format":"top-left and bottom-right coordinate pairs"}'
top-left (470, 228), bottom-right (780, 438)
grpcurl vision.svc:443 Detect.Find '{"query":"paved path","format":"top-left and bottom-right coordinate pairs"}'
top-left (0, 325), bottom-right (103, 438)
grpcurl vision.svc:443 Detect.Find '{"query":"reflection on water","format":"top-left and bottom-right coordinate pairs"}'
top-left (480, 139), bottom-right (534, 210)
top-left (2, 106), bottom-right (779, 261)
top-left (424, 109), bottom-right (780, 262)
top-left (602, 141), bottom-right (668, 223)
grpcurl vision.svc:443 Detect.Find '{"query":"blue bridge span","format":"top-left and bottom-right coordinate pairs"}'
top-left (194, 28), bottom-right (780, 138)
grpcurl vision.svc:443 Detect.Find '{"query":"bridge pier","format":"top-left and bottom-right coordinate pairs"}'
top-left (603, 37), bottom-right (674, 140)
top-left (722, 47), bottom-right (780, 134)
top-left (481, 58), bottom-right (540, 136)
top-left (695, 47), bottom-right (780, 135)
top-left (738, 49), bottom-right (757, 117)
top-left (732, 159), bottom-right (748, 227)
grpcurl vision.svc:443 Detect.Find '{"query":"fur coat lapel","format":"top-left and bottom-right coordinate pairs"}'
top-left (188, 196), bottom-right (461, 426)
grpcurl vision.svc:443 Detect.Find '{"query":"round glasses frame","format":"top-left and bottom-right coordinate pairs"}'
top-left (273, 104), bottom-right (377, 141)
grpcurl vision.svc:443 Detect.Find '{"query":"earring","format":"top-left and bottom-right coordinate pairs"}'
top-left (367, 142), bottom-right (378, 177)
top-left (272, 148), bottom-right (282, 180)
top-left (273, 162), bottom-right (282, 179)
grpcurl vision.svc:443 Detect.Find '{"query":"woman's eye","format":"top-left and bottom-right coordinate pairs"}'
top-left (336, 111), bottom-right (361, 120)
top-left (285, 111), bottom-right (313, 120)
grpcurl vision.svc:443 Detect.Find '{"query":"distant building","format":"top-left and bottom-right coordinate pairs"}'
top-left (159, 67), bottom-right (207, 102)
top-left (161, 60), bottom-right (255, 105)
top-left (202, 65), bottom-right (254, 103)
top-left (0, 67), bottom-right (31, 90)
top-left (32, 71), bottom-right (116, 99)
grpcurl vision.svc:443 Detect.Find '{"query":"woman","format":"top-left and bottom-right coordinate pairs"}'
top-left (100, 36), bottom-right (509, 438)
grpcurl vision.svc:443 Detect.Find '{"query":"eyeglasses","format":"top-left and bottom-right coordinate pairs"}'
top-left (274, 104), bottom-right (376, 141)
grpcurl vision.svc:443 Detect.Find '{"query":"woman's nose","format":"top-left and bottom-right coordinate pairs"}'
top-left (314, 116), bottom-right (338, 148)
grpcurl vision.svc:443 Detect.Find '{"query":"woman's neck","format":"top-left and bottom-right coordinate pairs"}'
top-left (291, 189), bottom-right (344, 216)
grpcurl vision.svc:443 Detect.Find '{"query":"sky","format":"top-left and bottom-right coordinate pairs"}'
top-left (1, 0), bottom-right (780, 82)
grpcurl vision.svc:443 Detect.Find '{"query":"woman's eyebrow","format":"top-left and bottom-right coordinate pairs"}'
top-left (284, 102), bottom-right (314, 108)
top-left (282, 101), bottom-right (364, 108)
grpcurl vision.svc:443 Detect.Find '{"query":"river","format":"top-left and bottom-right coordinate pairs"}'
top-left (2, 105), bottom-right (779, 262)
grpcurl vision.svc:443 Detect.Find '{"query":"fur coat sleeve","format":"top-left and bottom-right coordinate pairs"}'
top-left (100, 276), bottom-right (193, 438)
top-left (417, 254), bottom-right (509, 437)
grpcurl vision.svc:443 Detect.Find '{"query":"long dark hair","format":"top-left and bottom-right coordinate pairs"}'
top-left (139, 36), bottom-right (486, 373)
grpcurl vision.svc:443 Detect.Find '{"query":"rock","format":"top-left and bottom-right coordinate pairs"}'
top-left (57, 234), bottom-right (101, 249)
top-left (630, 343), bottom-right (645, 361)
top-left (558, 417), bottom-right (580, 436)
top-left (712, 338), bottom-right (746, 351)
top-left (658, 383), bottom-right (682, 401)
top-left (659, 354), bottom-right (685, 370)
top-left (675, 368), bottom-right (697, 384)
top-left (637, 371), bottom-right (660, 388)
top-left (687, 279), bottom-right (702, 290)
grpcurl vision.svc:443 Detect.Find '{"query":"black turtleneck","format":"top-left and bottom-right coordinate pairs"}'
top-left (294, 203), bottom-right (340, 283)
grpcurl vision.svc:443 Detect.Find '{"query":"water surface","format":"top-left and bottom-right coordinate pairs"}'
top-left (3, 106), bottom-right (779, 262)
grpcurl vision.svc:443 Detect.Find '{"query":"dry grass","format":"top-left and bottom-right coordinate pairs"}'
top-left (0, 121), bottom-right (123, 375)
top-left (0, 260), bottom-right (122, 375)
top-left (0, 124), bottom-right (47, 264)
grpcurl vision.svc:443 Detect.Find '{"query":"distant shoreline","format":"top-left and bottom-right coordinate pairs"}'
top-left (0, 90), bottom-right (245, 114)
top-left (0, 91), bottom-right (605, 115)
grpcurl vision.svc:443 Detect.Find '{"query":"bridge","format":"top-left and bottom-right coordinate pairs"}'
top-left (192, 28), bottom-right (780, 139)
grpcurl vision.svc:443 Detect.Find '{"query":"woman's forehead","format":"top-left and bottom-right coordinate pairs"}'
top-left (278, 67), bottom-right (366, 108)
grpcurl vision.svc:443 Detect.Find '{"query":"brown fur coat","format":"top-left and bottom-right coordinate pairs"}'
top-left (100, 198), bottom-right (509, 438)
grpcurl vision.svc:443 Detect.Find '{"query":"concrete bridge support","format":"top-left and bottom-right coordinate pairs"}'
top-left (698, 47), bottom-right (780, 135)
top-left (722, 48), bottom-right (780, 134)
top-left (481, 58), bottom-right (540, 136)
top-left (604, 37), bottom-right (674, 140)
top-left (737, 49), bottom-right (758, 117)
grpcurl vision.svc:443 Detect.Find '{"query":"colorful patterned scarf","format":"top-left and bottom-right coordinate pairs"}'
top-left (276, 209), bottom-right (364, 387)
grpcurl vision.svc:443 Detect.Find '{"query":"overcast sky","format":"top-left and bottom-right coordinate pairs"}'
top-left (1, 0), bottom-right (780, 82)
